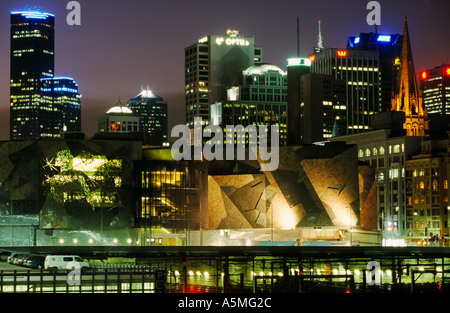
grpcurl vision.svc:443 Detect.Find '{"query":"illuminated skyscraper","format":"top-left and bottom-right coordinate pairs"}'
top-left (310, 48), bottom-right (380, 135)
top-left (10, 10), bottom-right (56, 141)
top-left (419, 64), bottom-right (450, 115)
top-left (347, 32), bottom-right (403, 112)
top-left (126, 88), bottom-right (168, 146)
top-left (185, 29), bottom-right (263, 128)
top-left (218, 63), bottom-right (288, 145)
top-left (41, 77), bottom-right (81, 132)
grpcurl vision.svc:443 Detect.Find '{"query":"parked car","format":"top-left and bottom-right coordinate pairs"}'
top-left (26, 256), bottom-right (45, 269)
top-left (7, 253), bottom-right (21, 264)
top-left (44, 255), bottom-right (91, 271)
top-left (13, 254), bottom-right (28, 265)
top-left (22, 255), bottom-right (40, 267)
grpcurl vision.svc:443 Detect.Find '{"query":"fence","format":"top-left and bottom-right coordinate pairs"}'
top-left (0, 266), bottom-right (166, 293)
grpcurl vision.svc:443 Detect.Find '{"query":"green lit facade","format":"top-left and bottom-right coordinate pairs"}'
top-left (218, 63), bottom-right (288, 145)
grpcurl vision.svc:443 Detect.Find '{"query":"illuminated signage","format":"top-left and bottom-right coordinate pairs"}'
top-left (337, 50), bottom-right (348, 57)
top-left (446, 67), bottom-right (450, 77)
top-left (420, 71), bottom-right (428, 80)
top-left (287, 58), bottom-right (311, 67)
top-left (215, 37), bottom-right (250, 46)
top-left (377, 35), bottom-right (391, 42)
top-left (309, 54), bottom-right (316, 62)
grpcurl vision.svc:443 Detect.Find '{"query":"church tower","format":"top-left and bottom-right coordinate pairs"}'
top-left (391, 17), bottom-right (429, 136)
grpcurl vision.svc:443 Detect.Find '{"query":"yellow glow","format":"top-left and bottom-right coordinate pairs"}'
top-left (59, 238), bottom-right (64, 244)
top-left (73, 238), bottom-right (78, 244)
top-left (72, 157), bottom-right (107, 172)
top-left (88, 238), bottom-right (93, 244)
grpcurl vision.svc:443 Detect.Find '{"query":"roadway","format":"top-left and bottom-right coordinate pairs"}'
top-left (2, 245), bottom-right (450, 260)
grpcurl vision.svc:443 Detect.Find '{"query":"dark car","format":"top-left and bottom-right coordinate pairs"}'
top-left (26, 256), bottom-right (45, 269)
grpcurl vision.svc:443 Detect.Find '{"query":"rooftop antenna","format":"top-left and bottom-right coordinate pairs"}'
top-left (314, 20), bottom-right (324, 53)
top-left (317, 20), bottom-right (323, 50)
top-left (297, 17), bottom-right (300, 57)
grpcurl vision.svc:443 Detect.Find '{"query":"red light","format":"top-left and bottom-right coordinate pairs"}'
top-left (111, 123), bottom-right (116, 130)
top-left (445, 67), bottom-right (450, 77)
top-left (337, 50), bottom-right (347, 57)
top-left (420, 71), bottom-right (428, 80)
top-left (345, 289), bottom-right (351, 293)
top-left (309, 54), bottom-right (316, 62)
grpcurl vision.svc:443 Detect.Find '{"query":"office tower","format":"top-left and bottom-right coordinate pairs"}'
top-left (41, 77), bottom-right (81, 132)
top-left (310, 48), bottom-right (381, 135)
top-left (127, 88), bottom-right (169, 146)
top-left (185, 29), bottom-right (263, 127)
top-left (419, 64), bottom-right (450, 114)
top-left (347, 32), bottom-right (403, 112)
top-left (286, 58), bottom-right (311, 145)
top-left (218, 63), bottom-right (288, 145)
top-left (391, 17), bottom-right (428, 136)
top-left (98, 101), bottom-right (139, 134)
top-left (10, 10), bottom-right (55, 141)
top-left (299, 72), bottom-right (347, 144)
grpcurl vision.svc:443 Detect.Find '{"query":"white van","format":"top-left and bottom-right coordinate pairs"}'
top-left (44, 255), bottom-right (90, 271)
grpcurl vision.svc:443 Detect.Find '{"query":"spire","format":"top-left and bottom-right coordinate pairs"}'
top-left (391, 16), bottom-right (428, 136)
top-left (314, 20), bottom-right (324, 53)
top-left (317, 20), bottom-right (323, 50)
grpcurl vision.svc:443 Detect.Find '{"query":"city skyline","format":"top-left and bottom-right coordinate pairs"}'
top-left (0, 0), bottom-right (449, 141)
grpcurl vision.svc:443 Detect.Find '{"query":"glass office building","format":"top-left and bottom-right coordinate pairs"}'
top-left (420, 64), bottom-right (450, 115)
top-left (10, 10), bottom-right (56, 141)
top-left (126, 89), bottom-right (169, 146)
top-left (41, 77), bottom-right (82, 132)
top-left (311, 48), bottom-right (381, 135)
top-left (185, 29), bottom-right (263, 127)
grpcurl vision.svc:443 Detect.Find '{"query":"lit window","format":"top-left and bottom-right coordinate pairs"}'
top-left (433, 179), bottom-right (439, 190)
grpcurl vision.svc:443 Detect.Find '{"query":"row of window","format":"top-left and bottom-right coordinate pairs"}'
top-left (359, 144), bottom-right (406, 158)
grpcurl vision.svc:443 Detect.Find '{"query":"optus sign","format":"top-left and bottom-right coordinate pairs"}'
top-left (215, 37), bottom-right (250, 46)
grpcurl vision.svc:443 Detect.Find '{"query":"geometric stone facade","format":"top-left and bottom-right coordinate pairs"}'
top-left (207, 144), bottom-right (367, 230)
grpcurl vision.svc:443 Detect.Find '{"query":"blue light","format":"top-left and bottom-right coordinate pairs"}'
top-left (354, 37), bottom-right (360, 44)
top-left (11, 10), bottom-right (54, 19)
top-left (377, 35), bottom-right (391, 42)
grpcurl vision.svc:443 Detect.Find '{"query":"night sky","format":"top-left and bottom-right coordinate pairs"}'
top-left (0, 0), bottom-right (449, 141)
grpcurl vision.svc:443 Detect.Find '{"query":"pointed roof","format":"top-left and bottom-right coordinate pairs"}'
top-left (391, 16), bottom-right (428, 136)
top-left (398, 16), bottom-right (418, 106)
top-left (392, 17), bottom-right (425, 115)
